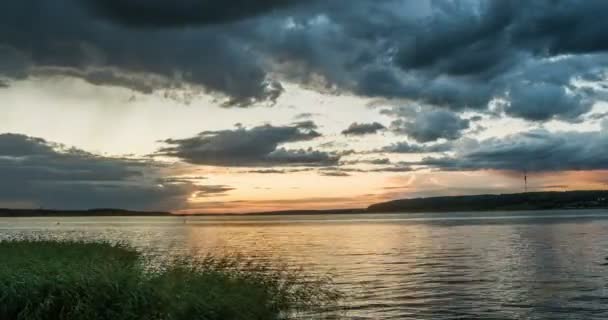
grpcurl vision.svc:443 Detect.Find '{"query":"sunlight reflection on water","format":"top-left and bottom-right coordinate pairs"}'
top-left (2, 210), bottom-right (608, 319)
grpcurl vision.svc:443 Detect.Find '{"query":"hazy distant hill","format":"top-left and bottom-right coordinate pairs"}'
top-left (367, 191), bottom-right (608, 213)
top-left (0, 208), bottom-right (171, 217)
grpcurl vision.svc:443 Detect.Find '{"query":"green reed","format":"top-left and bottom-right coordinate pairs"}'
top-left (0, 240), bottom-right (342, 320)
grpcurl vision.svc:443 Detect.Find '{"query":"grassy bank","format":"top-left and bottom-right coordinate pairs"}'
top-left (0, 241), bottom-right (341, 320)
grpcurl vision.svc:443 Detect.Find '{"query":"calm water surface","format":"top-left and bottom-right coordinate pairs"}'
top-left (2, 210), bottom-right (608, 319)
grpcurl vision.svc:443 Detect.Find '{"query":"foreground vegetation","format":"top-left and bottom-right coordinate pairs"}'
top-left (0, 241), bottom-right (341, 320)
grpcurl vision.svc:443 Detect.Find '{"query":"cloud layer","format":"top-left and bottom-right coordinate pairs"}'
top-left (420, 127), bottom-right (608, 172)
top-left (0, 0), bottom-right (287, 106)
top-left (0, 133), bottom-right (231, 210)
top-left (382, 105), bottom-right (470, 142)
top-left (1, 0), bottom-right (606, 114)
top-left (85, 0), bottom-right (303, 28)
top-left (158, 122), bottom-right (339, 166)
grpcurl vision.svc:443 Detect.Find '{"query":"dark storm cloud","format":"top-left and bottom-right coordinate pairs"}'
top-left (251, 0), bottom-right (607, 121)
top-left (158, 122), bottom-right (339, 166)
top-left (391, 0), bottom-right (608, 120)
top-left (382, 105), bottom-right (470, 142)
top-left (0, 134), bottom-right (57, 157)
top-left (419, 127), bottom-right (608, 172)
top-left (341, 122), bottom-right (386, 136)
top-left (0, 133), bottom-right (232, 210)
top-left (504, 82), bottom-right (592, 121)
top-left (392, 0), bottom-right (608, 75)
top-left (85, 0), bottom-right (303, 28)
top-left (0, 0), bottom-right (284, 106)
top-left (394, 1), bottom-right (517, 76)
top-left (1, 0), bottom-right (607, 117)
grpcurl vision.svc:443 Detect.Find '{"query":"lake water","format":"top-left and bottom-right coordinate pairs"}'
top-left (2, 210), bottom-right (608, 319)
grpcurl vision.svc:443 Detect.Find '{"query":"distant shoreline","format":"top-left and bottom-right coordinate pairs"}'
top-left (0, 208), bottom-right (171, 218)
top-left (1, 190), bottom-right (607, 217)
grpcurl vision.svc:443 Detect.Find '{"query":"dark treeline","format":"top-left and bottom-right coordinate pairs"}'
top-left (367, 191), bottom-right (608, 213)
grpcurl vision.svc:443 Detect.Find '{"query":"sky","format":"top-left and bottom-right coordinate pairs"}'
top-left (1, 0), bottom-right (608, 213)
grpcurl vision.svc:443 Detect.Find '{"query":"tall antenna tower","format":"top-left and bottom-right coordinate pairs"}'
top-left (524, 169), bottom-right (528, 193)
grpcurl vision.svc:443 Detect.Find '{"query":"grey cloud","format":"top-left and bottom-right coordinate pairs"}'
top-left (158, 122), bottom-right (339, 166)
top-left (157, 176), bottom-right (207, 184)
top-left (85, 0), bottom-right (304, 28)
top-left (510, 0), bottom-right (608, 55)
top-left (2, 0), bottom-right (608, 118)
top-left (420, 128), bottom-right (608, 172)
top-left (385, 106), bottom-right (470, 142)
top-left (266, 148), bottom-right (339, 165)
top-left (256, 0), bottom-right (607, 121)
top-left (0, 133), bottom-right (232, 210)
top-left (395, 1), bottom-right (516, 76)
top-left (588, 112), bottom-right (608, 120)
top-left (380, 141), bottom-right (452, 154)
top-left (366, 158), bottom-right (391, 165)
top-left (357, 67), bottom-right (498, 111)
top-left (34, 67), bottom-right (160, 95)
top-left (504, 82), bottom-right (592, 121)
top-left (389, 0), bottom-right (608, 120)
top-left (0, 134), bottom-right (58, 157)
top-left (393, 0), bottom-right (608, 73)
top-left (342, 122), bottom-right (386, 136)
top-left (290, 120), bottom-right (318, 130)
top-left (0, 0), bottom-right (283, 106)
top-left (192, 185), bottom-right (235, 197)
top-left (341, 158), bottom-right (391, 165)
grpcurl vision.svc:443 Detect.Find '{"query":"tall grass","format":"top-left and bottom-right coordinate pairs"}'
top-left (0, 240), bottom-right (341, 320)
